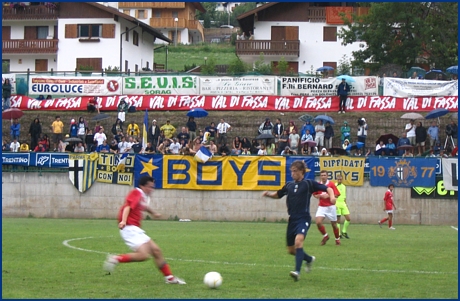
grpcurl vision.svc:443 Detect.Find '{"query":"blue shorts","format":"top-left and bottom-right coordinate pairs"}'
top-left (286, 216), bottom-right (311, 247)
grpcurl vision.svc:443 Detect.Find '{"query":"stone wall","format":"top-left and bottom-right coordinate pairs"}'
top-left (2, 172), bottom-right (457, 225)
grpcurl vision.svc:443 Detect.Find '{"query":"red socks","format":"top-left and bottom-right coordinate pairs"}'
top-left (160, 263), bottom-right (172, 277)
top-left (318, 225), bottom-right (327, 235)
top-left (380, 218), bottom-right (388, 224)
top-left (115, 254), bottom-right (131, 263)
top-left (333, 227), bottom-right (340, 239)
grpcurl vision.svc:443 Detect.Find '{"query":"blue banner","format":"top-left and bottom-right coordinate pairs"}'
top-left (368, 157), bottom-right (437, 187)
top-left (2, 152), bottom-right (69, 168)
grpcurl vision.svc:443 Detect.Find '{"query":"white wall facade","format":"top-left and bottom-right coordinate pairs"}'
top-left (254, 21), bottom-right (363, 72)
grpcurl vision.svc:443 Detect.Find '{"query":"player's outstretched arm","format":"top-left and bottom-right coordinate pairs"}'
top-left (145, 206), bottom-right (161, 218)
top-left (262, 191), bottom-right (279, 199)
top-left (326, 187), bottom-right (336, 204)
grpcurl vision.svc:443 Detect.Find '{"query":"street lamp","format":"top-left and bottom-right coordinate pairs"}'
top-left (174, 17), bottom-right (178, 47)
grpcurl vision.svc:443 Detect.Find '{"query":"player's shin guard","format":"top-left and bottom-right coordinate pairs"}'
top-left (343, 220), bottom-right (350, 233)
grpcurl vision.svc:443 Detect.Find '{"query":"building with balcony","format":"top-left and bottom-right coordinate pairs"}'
top-left (2, 2), bottom-right (171, 73)
top-left (118, 2), bottom-right (206, 45)
top-left (236, 2), bottom-right (369, 74)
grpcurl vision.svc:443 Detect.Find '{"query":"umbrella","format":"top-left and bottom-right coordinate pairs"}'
top-left (256, 133), bottom-right (275, 146)
top-left (301, 140), bottom-right (317, 147)
top-left (2, 108), bottom-right (24, 120)
top-left (92, 113), bottom-right (111, 121)
top-left (316, 66), bottom-right (334, 72)
top-left (187, 108), bottom-right (208, 118)
top-left (64, 137), bottom-right (82, 143)
top-left (328, 147), bottom-right (348, 156)
top-left (425, 69), bottom-right (447, 80)
top-left (401, 112), bottom-right (424, 119)
top-left (425, 108), bottom-right (450, 120)
top-left (397, 144), bottom-right (414, 150)
top-left (346, 142), bottom-right (364, 151)
top-left (446, 66), bottom-right (458, 75)
top-left (376, 134), bottom-right (399, 145)
top-left (298, 114), bottom-right (314, 123)
top-left (314, 115), bottom-right (335, 125)
top-left (407, 67), bottom-right (426, 78)
top-left (336, 75), bottom-right (355, 82)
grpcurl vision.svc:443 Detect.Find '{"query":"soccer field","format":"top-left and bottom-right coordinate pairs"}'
top-left (2, 218), bottom-right (457, 299)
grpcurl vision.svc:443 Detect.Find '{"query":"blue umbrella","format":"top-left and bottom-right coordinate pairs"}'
top-left (316, 66), bottom-right (334, 72)
top-left (346, 142), bottom-right (364, 151)
top-left (187, 108), bottom-right (208, 118)
top-left (425, 108), bottom-right (450, 120)
top-left (446, 66), bottom-right (458, 75)
top-left (314, 115), bottom-right (335, 125)
top-left (425, 69), bottom-right (447, 80)
top-left (336, 75), bottom-right (355, 82)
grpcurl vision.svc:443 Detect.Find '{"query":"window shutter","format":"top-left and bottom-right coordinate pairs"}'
top-left (65, 24), bottom-right (77, 38)
top-left (102, 24), bottom-right (115, 38)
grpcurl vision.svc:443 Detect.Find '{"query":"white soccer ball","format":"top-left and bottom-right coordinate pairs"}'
top-left (203, 271), bottom-right (223, 289)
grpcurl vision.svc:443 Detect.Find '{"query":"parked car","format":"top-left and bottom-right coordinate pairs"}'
top-left (211, 38), bottom-right (221, 43)
top-left (220, 25), bottom-right (234, 29)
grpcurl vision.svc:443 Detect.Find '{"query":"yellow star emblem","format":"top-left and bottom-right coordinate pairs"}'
top-left (140, 158), bottom-right (158, 177)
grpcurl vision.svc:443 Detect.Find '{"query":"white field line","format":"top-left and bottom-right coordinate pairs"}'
top-left (451, 226), bottom-right (458, 231)
top-left (63, 236), bottom-right (457, 275)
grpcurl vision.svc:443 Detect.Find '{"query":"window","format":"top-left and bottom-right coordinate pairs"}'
top-left (137, 9), bottom-right (145, 19)
top-left (172, 11), bottom-right (178, 18)
top-left (37, 26), bottom-right (49, 39)
top-left (133, 31), bottom-right (139, 46)
top-left (125, 27), bottom-right (129, 42)
top-left (323, 26), bottom-right (337, 42)
top-left (78, 24), bottom-right (102, 38)
top-left (123, 9), bottom-right (130, 16)
top-left (154, 10), bottom-right (161, 18)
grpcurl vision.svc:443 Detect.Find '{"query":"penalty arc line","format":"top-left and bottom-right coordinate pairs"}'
top-left (62, 236), bottom-right (457, 275)
top-left (451, 226), bottom-right (458, 231)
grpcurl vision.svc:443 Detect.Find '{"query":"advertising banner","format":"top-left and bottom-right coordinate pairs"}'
top-left (96, 153), bottom-right (134, 185)
top-left (368, 157), bottom-right (437, 187)
top-left (2, 152), bottom-right (68, 168)
top-left (318, 156), bottom-right (365, 186)
top-left (383, 78), bottom-right (458, 97)
top-left (442, 158), bottom-right (458, 191)
top-left (199, 76), bottom-right (277, 95)
top-left (280, 76), bottom-right (378, 96)
top-left (28, 76), bottom-right (122, 96)
top-left (9, 94), bottom-right (458, 112)
top-left (411, 177), bottom-right (458, 199)
top-left (122, 75), bottom-right (199, 95)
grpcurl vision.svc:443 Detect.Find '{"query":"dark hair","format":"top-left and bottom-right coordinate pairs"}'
top-left (388, 184), bottom-right (394, 189)
top-left (139, 176), bottom-right (155, 187)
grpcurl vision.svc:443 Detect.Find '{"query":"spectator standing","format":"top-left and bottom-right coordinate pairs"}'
top-left (205, 122), bottom-right (217, 142)
top-left (337, 78), bottom-right (350, 114)
top-left (10, 118), bottom-right (20, 141)
top-left (415, 121), bottom-right (427, 156)
top-left (259, 118), bottom-right (274, 135)
top-left (357, 118), bottom-right (368, 149)
top-left (277, 129), bottom-right (290, 155)
top-left (445, 120), bottom-right (458, 148)
top-left (111, 119), bottom-right (123, 137)
top-left (94, 127), bottom-right (107, 147)
top-left (127, 121), bottom-right (140, 139)
top-left (148, 119), bottom-right (161, 151)
top-left (186, 117), bottom-right (197, 142)
top-left (314, 120), bottom-right (325, 149)
top-left (340, 121), bottom-right (351, 144)
top-left (77, 117), bottom-right (88, 143)
top-left (405, 119), bottom-right (416, 146)
top-left (324, 122), bottom-right (334, 149)
top-left (273, 118), bottom-right (284, 152)
top-left (160, 120), bottom-right (176, 139)
top-left (177, 127), bottom-right (190, 146)
top-left (118, 136), bottom-right (129, 154)
top-left (85, 129), bottom-right (95, 152)
top-left (288, 121), bottom-right (298, 135)
top-left (144, 142), bottom-right (155, 154)
top-left (396, 132), bottom-right (411, 156)
top-left (117, 99), bottom-right (129, 123)
top-left (10, 138), bottom-right (20, 152)
top-left (51, 116), bottom-right (64, 151)
top-left (69, 119), bottom-right (78, 138)
top-left (289, 128), bottom-right (300, 154)
top-left (28, 118), bottom-right (42, 151)
top-left (216, 118), bottom-right (231, 147)
top-left (300, 121), bottom-right (314, 139)
top-left (427, 121), bottom-right (439, 149)
top-left (2, 78), bottom-right (12, 111)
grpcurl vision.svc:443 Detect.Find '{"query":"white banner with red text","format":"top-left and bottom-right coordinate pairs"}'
top-left (280, 76), bottom-right (379, 96)
top-left (9, 94), bottom-right (458, 112)
top-left (199, 76), bottom-right (277, 95)
top-left (383, 78), bottom-right (458, 97)
top-left (28, 76), bottom-right (123, 96)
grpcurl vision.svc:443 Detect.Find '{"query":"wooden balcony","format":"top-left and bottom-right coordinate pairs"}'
top-left (2, 5), bottom-right (59, 20)
top-left (150, 17), bottom-right (187, 29)
top-left (119, 2), bottom-right (185, 9)
top-left (2, 39), bottom-right (58, 54)
top-left (236, 40), bottom-right (300, 57)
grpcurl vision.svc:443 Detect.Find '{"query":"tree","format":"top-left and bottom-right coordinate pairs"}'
top-left (227, 58), bottom-right (250, 75)
top-left (338, 2), bottom-right (458, 72)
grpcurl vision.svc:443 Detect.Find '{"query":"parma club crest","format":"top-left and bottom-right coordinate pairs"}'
top-left (388, 159), bottom-right (417, 186)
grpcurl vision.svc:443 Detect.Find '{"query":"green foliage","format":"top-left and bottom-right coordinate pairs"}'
top-left (337, 54), bottom-right (352, 75)
top-left (227, 57), bottom-right (250, 75)
top-left (182, 63), bottom-right (197, 72)
top-left (276, 57), bottom-right (289, 75)
top-left (2, 61), bottom-right (10, 73)
top-left (197, 2), bottom-right (257, 28)
top-left (78, 65), bottom-right (94, 71)
top-left (104, 65), bottom-right (119, 72)
top-left (201, 57), bottom-right (217, 75)
top-left (338, 2), bottom-right (458, 72)
top-left (2, 218), bottom-right (458, 298)
top-left (254, 53), bottom-right (273, 75)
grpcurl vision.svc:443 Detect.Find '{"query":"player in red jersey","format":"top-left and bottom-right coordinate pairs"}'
top-left (378, 184), bottom-right (397, 230)
top-left (313, 170), bottom-right (341, 245)
top-left (103, 176), bottom-right (186, 284)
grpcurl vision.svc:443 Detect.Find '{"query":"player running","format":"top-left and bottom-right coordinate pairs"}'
top-left (335, 175), bottom-right (351, 239)
top-left (263, 160), bottom-right (336, 282)
top-left (378, 184), bottom-right (397, 230)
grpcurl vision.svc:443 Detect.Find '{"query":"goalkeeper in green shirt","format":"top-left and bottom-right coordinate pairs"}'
top-left (335, 175), bottom-right (351, 238)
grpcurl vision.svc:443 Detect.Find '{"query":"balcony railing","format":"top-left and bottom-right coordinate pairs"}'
top-left (3, 39), bottom-right (58, 54)
top-left (119, 2), bottom-right (185, 9)
top-left (2, 5), bottom-right (59, 20)
top-left (236, 40), bottom-right (300, 57)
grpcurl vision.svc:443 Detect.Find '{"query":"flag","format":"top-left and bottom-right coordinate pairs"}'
top-left (116, 153), bottom-right (129, 172)
top-left (142, 109), bottom-right (148, 153)
top-left (69, 153), bottom-right (98, 193)
top-left (194, 146), bottom-right (213, 163)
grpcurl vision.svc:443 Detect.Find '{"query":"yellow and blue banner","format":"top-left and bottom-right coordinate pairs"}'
top-left (68, 153), bottom-right (98, 193)
top-left (142, 109), bottom-right (148, 151)
top-left (369, 157), bottom-right (437, 187)
top-left (318, 156), bottom-right (365, 186)
top-left (96, 153), bottom-right (134, 185)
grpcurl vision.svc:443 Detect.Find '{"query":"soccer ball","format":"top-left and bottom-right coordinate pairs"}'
top-left (203, 271), bottom-right (222, 288)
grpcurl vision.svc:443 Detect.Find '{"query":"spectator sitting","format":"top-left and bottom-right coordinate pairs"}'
top-left (257, 144), bottom-right (267, 156)
top-left (96, 140), bottom-right (111, 153)
top-left (109, 140), bottom-right (119, 153)
top-left (311, 147), bottom-right (320, 156)
top-left (375, 141), bottom-right (386, 155)
top-left (433, 142), bottom-right (442, 155)
top-left (34, 142), bottom-right (46, 152)
top-left (36, 95), bottom-right (45, 101)
top-left (19, 142), bottom-right (29, 152)
top-left (218, 143), bottom-right (230, 156)
top-left (402, 149), bottom-right (414, 157)
top-left (250, 139), bottom-right (260, 155)
top-left (281, 146), bottom-right (293, 156)
top-left (46, 95), bottom-right (52, 100)
top-left (240, 147), bottom-right (251, 155)
top-left (144, 142), bottom-right (155, 154)
top-left (87, 96), bottom-right (100, 113)
top-left (65, 142), bottom-right (74, 153)
top-left (74, 142), bottom-right (85, 153)
top-left (131, 138), bottom-right (143, 154)
top-left (3, 139), bottom-right (11, 152)
top-left (320, 148), bottom-right (330, 156)
top-left (386, 138), bottom-right (396, 156)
